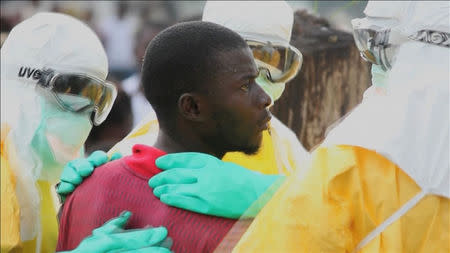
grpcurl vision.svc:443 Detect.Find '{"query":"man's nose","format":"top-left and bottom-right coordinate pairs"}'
top-left (254, 84), bottom-right (272, 109)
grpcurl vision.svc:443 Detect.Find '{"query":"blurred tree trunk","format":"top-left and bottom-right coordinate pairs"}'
top-left (271, 10), bottom-right (371, 150)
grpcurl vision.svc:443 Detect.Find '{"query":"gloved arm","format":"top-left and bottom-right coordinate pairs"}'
top-left (59, 211), bottom-right (171, 253)
top-left (56, 151), bottom-right (122, 202)
top-left (149, 152), bottom-right (285, 219)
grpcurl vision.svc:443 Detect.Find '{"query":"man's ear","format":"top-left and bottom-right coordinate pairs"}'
top-left (178, 93), bottom-right (206, 122)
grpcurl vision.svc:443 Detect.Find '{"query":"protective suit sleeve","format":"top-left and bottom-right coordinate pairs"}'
top-left (58, 211), bottom-right (171, 253)
top-left (56, 150), bottom-right (122, 202)
top-left (149, 152), bottom-right (284, 219)
top-left (232, 145), bottom-right (447, 253)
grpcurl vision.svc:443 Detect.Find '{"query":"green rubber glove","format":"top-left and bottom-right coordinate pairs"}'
top-left (149, 152), bottom-right (284, 219)
top-left (57, 150), bottom-right (122, 202)
top-left (59, 211), bottom-right (171, 253)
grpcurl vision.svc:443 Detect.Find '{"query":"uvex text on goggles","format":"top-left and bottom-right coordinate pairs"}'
top-left (352, 18), bottom-right (450, 71)
top-left (246, 40), bottom-right (303, 83)
top-left (38, 69), bottom-right (117, 125)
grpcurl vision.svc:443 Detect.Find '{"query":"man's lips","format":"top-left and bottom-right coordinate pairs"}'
top-left (259, 111), bottom-right (272, 131)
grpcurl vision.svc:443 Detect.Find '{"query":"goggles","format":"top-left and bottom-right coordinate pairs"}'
top-left (352, 18), bottom-right (450, 71)
top-left (37, 69), bottom-right (117, 126)
top-left (246, 40), bottom-right (303, 83)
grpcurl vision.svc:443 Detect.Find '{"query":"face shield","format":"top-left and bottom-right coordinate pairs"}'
top-left (38, 68), bottom-right (117, 125)
top-left (246, 39), bottom-right (303, 103)
top-left (351, 18), bottom-right (404, 71)
top-left (247, 40), bottom-right (303, 84)
top-left (202, 1), bottom-right (301, 102)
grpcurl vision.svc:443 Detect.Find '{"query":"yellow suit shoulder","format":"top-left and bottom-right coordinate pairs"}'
top-left (234, 145), bottom-right (449, 253)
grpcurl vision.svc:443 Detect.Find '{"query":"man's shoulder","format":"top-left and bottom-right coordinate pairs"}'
top-left (62, 157), bottom-right (150, 218)
top-left (72, 158), bottom-right (132, 194)
top-left (89, 158), bottom-right (127, 179)
top-left (57, 158), bottom-right (139, 251)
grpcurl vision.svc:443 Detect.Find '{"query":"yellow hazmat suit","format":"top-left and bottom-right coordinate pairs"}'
top-left (1, 125), bottom-right (21, 252)
top-left (233, 146), bottom-right (449, 253)
top-left (232, 2), bottom-right (450, 251)
top-left (1, 125), bottom-right (59, 253)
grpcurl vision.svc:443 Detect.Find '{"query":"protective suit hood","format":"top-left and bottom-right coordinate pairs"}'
top-left (202, 1), bottom-right (294, 47)
top-left (2, 12), bottom-right (108, 80)
top-left (363, 1), bottom-right (408, 20)
top-left (1, 12), bottom-right (108, 245)
top-left (324, 1), bottom-right (449, 198)
top-left (364, 1), bottom-right (449, 36)
top-left (1, 12), bottom-right (108, 181)
top-left (202, 1), bottom-right (295, 102)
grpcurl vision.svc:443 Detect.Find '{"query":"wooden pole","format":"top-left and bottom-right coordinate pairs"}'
top-left (272, 10), bottom-right (371, 150)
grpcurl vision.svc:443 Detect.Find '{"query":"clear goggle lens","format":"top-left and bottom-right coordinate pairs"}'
top-left (246, 40), bottom-right (303, 83)
top-left (39, 69), bottom-right (117, 126)
top-left (352, 27), bottom-right (398, 71)
top-left (351, 17), bottom-right (400, 71)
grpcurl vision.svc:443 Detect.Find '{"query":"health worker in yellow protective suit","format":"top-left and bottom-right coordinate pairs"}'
top-left (230, 1), bottom-right (449, 252)
top-left (1, 12), bottom-right (169, 253)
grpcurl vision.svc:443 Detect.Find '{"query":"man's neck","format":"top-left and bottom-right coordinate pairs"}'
top-left (154, 128), bottom-right (226, 159)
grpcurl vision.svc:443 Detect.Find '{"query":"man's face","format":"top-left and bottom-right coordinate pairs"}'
top-left (202, 47), bottom-right (272, 155)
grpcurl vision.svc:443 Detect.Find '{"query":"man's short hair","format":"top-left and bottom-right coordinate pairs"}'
top-left (141, 21), bottom-right (248, 130)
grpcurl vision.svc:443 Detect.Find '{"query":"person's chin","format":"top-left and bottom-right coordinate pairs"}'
top-left (241, 134), bottom-right (263, 155)
top-left (240, 145), bottom-right (260, 155)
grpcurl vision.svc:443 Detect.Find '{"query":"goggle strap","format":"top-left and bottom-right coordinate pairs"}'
top-left (243, 33), bottom-right (290, 47)
top-left (386, 29), bottom-right (449, 48)
top-left (38, 69), bottom-right (56, 89)
top-left (408, 30), bottom-right (450, 48)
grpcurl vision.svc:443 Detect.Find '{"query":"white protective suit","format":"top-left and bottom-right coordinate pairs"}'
top-left (325, 0), bottom-right (450, 205)
top-left (110, 1), bottom-right (309, 176)
top-left (1, 13), bottom-right (108, 252)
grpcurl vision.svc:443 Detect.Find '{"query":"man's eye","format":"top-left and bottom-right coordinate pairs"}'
top-left (240, 83), bottom-right (250, 92)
